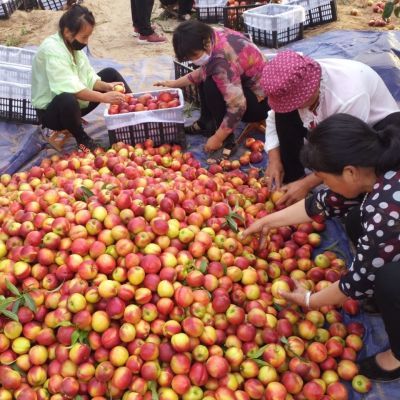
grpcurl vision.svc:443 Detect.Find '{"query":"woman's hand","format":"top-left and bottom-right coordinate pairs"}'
top-left (240, 217), bottom-right (270, 249)
top-left (102, 91), bottom-right (125, 104)
top-left (265, 148), bottom-right (284, 190)
top-left (204, 134), bottom-right (224, 152)
top-left (277, 180), bottom-right (310, 207)
top-left (265, 159), bottom-right (284, 190)
top-left (154, 80), bottom-right (178, 88)
top-left (279, 280), bottom-right (308, 307)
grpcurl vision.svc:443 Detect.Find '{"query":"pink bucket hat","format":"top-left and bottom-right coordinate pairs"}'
top-left (261, 50), bottom-right (322, 113)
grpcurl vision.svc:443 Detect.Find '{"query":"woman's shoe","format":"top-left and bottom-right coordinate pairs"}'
top-left (358, 354), bottom-right (400, 381)
top-left (78, 137), bottom-right (100, 153)
top-left (184, 121), bottom-right (214, 137)
top-left (40, 128), bottom-right (71, 152)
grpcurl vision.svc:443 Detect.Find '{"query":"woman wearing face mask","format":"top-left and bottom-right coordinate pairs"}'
top-left (154, 20), bottom-right (269, 152)
top-left (31, 4), bottom-right (131, 152)
top-left (242, 113), bottom-right (400, 382)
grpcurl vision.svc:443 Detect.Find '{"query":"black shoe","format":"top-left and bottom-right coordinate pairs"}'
top-left (358, 354), bottom-right (400, 381)
top-left (78, 137), bottom-right (100, 153)
top-left (184, 120), bottom-right (214, 137)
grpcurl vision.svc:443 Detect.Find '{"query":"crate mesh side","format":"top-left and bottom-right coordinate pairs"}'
top-left (173, 61), bottom-right (200, 106)
top-left (0, 97), bottom-right (39, 124)
top-left (0, 0), bottom-right (23, 19)
top-left (109, 122), bottom-right (185, 148)
top-left (196, 6), bottom-right (224, 23)
top-left (245, 24), bottom-right (303, 48)
top-left (39, 0), bottom-right (67, 10)
top-left (307, 0), bottom-right (337, 26)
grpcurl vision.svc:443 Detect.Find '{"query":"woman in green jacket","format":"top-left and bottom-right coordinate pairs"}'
top-left (32, 4), bottom-right (131, 152)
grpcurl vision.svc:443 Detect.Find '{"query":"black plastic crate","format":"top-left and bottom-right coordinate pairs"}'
top-left (244, 23), bottom-right (304, 48)
top-left (173, 61), bottom-right (200, 106)
top-left (108, 122), bottom-right (186, 148)
top-left (38, 0), bottom-right (67, 10)
top-left (196, 6), bottom-right (224, 23)
top-left (21, 0), bottom-right (40, 10)
top-left (0, 0), bottom-right (23, 19)
top-left (305, 0), bottom-right (337, 27)
top-left (223, 4), bottom-right (259, 31)
top-left (0, 98), bottom-right (39, 124)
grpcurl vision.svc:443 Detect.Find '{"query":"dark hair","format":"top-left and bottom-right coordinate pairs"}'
top-left (59, 4), bottom-right (95, 36)
top-left (300, 113), bottom-right (400, 175)
top-left (173, 20), bottom-right (214, 61)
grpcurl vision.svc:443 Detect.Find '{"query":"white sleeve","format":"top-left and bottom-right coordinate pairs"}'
top-left (264, 109), bottom-right (280, 152)
top-left (337, 93), bottom-right (371, 122)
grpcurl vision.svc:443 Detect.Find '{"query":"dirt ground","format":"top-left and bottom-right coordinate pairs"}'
top-left (0, 0), bottom-right (396, 63)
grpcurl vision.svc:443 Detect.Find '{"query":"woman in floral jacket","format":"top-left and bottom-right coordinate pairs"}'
top-left (155, 20), bottom-right (269, 152)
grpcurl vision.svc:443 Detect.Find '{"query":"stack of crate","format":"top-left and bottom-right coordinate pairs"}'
top-left (0, 45), bottom-right (39, 124)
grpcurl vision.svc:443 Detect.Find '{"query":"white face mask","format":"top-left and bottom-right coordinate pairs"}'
top-left (192, 52), bottom-right (211, 66)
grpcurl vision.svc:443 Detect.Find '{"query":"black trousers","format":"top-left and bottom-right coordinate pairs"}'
top-left (344, 208), bottom-right (400, 360)
top-left (37, 68), bottom-right (131, 144)
top-left (198, 76), bottom-right (270, 133)
top-left (130, 0), bottom-right (155, 36)
top-left (159, 0), bottom-right (193, 14)
top-left (275, 110), bottom-right (400, 184)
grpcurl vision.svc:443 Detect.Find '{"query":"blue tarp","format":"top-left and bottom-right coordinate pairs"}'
top-left (0, 30), bottom-right (400, 398)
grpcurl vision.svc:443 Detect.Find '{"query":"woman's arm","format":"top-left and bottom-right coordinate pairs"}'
top-left (75, 88), bottom-right (125, 104)
top-left (241, 199), bottom-right (312, 248)
top-left (154, 73), bottom-right (193, 89)
top-left (280, 281), bottom-right (348, 309)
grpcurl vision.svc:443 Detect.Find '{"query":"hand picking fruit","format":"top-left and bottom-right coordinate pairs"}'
top-left (113, 83), bottom-right (126, 93)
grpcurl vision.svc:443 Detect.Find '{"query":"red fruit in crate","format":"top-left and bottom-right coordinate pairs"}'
top-left (128, 105), bottom-right (136, 112)
top-left (158, 92), bottom-right (173, 103)
top-left (138, 94), bottom-right (152, 104)
top-left (167, 99), bottom-right (180, 108)
top-left (109, 105), bottom-right (119, 115)
top-left (129, 97), bottom-right (138, 105)
top-left (148, 102), bottom-right (158, 110)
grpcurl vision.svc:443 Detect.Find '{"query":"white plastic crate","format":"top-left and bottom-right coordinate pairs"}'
top-left (0, 0), bottom-right (23, 19)
top-left (0, 45), bottom-right (36, 67)
top-left (244, 4), bottom-right (305, 31)
top-left (283, 0), bottom-right (332, 9)
top-left (104, 89), bottom-right (185, 131)
top-left (0, 64), bottom-right (31, 84)
top-left (282, 0), bottom-right (336, 26)
top-left (39, 0), bottom-right (67, 10)
top-left (0, 80), bottom-right (31, 100)
top-left (195, 0), bottom-right (226, 22)
top-left (0, 80), bottom-right (38, 124)
top-left (195, 0), bottom-right (226, 7)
